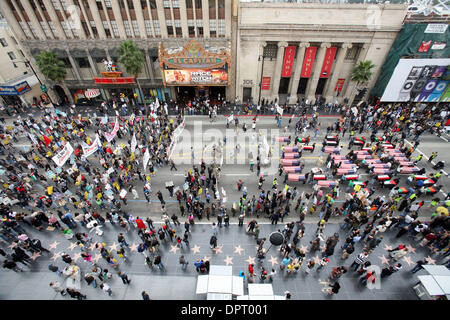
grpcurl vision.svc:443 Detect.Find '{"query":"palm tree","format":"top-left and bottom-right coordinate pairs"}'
top-left (118, 40), bottom-right (146, 109)
top-left (349, 60), bottom-right (376, 104)
top-left (35, 51), bottom-right (67, 82)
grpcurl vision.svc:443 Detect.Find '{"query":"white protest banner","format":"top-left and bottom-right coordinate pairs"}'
top-left (130, 132), bottom-right (137, 153)
top-left (52, 142), bottom-right (73, 167)
top-left (276, 105), bottom-right (284, 116)
top-left (120, 189), bottom-right (127, 198)
top-left (104, 117), bottom-right (119, 142)
top-left (28, 133), bottom-right (38, 145)
top-left (83, 134), bottom-right (101, 157)
top-left (106, 167), bottom-right (114, 175)
top-left (143, 148), bottom-right (150, 171)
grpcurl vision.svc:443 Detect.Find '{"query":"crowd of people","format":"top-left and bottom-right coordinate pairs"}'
top-left (0, 94), bottom-right (448, 299)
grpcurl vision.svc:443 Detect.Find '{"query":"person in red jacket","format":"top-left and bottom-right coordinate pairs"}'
top-left (135, 217), bottom-right (146, 230)
top-left (248, 263), bottom-right (254, 277)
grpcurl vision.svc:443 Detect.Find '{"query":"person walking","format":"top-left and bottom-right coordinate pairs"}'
top-left (154, 255), bottom-right (164, 270)
top-left (100, 283), bottom-right (113, 296)
top-left (66, 288), bottom-right (86, 300)
top-left (49, 281), bottom-right (66, 296)
top-left (179, 255), bottom-right (189, 270)
top-left (350, 251), bottom-right (369, 272)
top-left (118, 271), bottom-right (131, 284)
top-left (142, 291), bottom-right (150, 300)
top-left (411, 258), bottom-right (428, 274)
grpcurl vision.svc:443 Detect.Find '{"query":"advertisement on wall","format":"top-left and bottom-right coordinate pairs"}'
top-left (164, 69), bottom-right (228, 86)
top-left (320, 47), bottom-right (337, 78)
top-left (0, 81), bottom-right (31, 96)
top-left (262, 77), bottom-right (271, 90)
top-left (380, 58), bottom-right (450, 102)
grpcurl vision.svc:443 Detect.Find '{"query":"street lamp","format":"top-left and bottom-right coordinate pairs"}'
top-left (258, 55), bottom-right (272, 106)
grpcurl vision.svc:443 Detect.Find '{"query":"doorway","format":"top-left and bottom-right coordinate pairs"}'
top-left (54, 85), bottom-right (68, 104)
top-left (315, 78), bottom-right (328, 96)
top-left (243, 87), bottom-right (252, 104)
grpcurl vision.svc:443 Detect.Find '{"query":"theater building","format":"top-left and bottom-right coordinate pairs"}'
top-left (233, 1), bottom-right (408, 105)
top-left (0, 0), bottom-right (232, 104)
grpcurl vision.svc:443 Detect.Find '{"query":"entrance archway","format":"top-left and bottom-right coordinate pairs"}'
top-left (54, 85), bottom-right (68, 104)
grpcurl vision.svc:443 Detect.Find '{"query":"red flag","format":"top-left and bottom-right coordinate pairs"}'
top-left (43, 135), bottom-right (51, 147)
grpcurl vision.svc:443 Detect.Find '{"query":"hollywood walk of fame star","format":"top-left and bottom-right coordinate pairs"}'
top-left (202, 256), bottom-right (211, 262)
top-left (49, 241), bottom-right (60, 251)
top-left (402, 255), bottom-right (414, 267)
top-left (425, 255), bottom-right (436, 265)
top-left (169, 245), bottom-right (180, 254)
top-left (268, 255), bottom-right (278, 266)
top-left (319, 279), bottom-right (331, 293)
top-left (245, 256), bottom-right (256, 265)
top-left (320, 245), bottom-right (327, 253)
top-left (8, 242), bottom-right (17, 250)
top-left (129, 243), bottom-right (138, 252)
top-left (192, 245), bottom-right (201, 254)
top-left (92, 254), bottom-right (102, 263)
top-left (213, 245), bottom-right (223, 254)
top-left (51, 252), bottom-right (61, 262)
top-left (384, 244), bottom-right (393, 251)
top-left (300, 245), bottom-right (309, 253)
top-left (224, 256), bottom-right (233, 266)
top-left (406, 245), bottom-right (416, 254)
top-left (378, 255), bottom-right (390, 265)
top-left (313, 255), bottom-right (322, 265)
top-left (234, 245), bottom-right (244, 255)
top-left (30, 252), bottom-right (41, 261)
top-left (89, 242), bottom-right (97, 251)
top-left (67, 242), bottom-right (77, 251)
top-left (73, 252), bottom-right (82, 262)
top-left (108, 242), bottom-right (119, 252)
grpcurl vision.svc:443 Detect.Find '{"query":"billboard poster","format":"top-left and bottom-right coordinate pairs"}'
top-left (281, 46), bottom-right (297, 78)
top-left (261, 77), bottom-right (271, 90)
top-left (334, 79), bottom-right (345, 92)
top-left (0, 81), bottom-right (31, 96)
top-left (380, 59), bottom-right (450, 102)
top-left (164, 69), bottom-right (228, 86)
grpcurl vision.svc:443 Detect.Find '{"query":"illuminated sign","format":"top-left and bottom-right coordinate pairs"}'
top-left (164, 69), bottom-right (228, 86)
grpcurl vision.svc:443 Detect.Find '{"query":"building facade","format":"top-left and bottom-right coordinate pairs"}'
top-left (234, 1), bottom-right (408, 105)
top-left (0, 13), bottom-right (42, 106)
top-left (0, 0), bottom-right (232, 104)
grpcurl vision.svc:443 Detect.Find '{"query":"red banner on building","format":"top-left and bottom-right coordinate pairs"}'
top-left (301, 46), bottom-right (317, 78)
top-left (94, 77), bottom-right (135, 84)
top-left (261, 77), bottom-right (271, 90)
top-left (334, 78), bottom-right (345, 92)
top-left (320, 47), bottom-right (337, 78)
top-left (281, 46), bottom-right (297, 78)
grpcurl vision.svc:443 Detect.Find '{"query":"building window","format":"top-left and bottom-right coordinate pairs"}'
top-left (19, 22), bottom-right (32, 38)
top-left (48, 21), bottom-right (58, 38)
top-left (131, 20), bottom-right (140, 36)
top-left (218, 0), bottom-right (224, 8)
top-left (27, 22), bottom-right (39, 38)
top-left (102, 21), bottom-right (111, 37)
top-left (0, 38), bottom-right (8, 47)
top-left (123, 20), bottom-right (133, 37)
top-left (76, 57), bottom-right (90, 68)
top-left (345, 46), bottom-right (359, 60)
top-left (185, 0), bottom-right (192, 8)
top-left (110, 21), bottom-right (120, 37)
top-left (37, 0), bottom-right (47, 11)
top-left (153, 20), bottom-right (161, 36)
top-left (218, 19), bottom-right (225, 37)
top-left (7, 52), bottom-right (16, 60)
top-left (105, 0), bottom-right (112, 8)
top-left (61, 21), bottom-right (72, 37)
top-left (140, 0), bottom-right (147, 9)
top-left (60, 0), bottom-right (68, 10)
top-left (196, 19), bottom-right (203, 36)
top-left (172, 0), bottom-right (180, 8)
top-left (195, 0), bottom-right (202, 8)
top-left (149, 0), bottom-right (157, 9)
top-left (96, 0), bottom-right (103, 11)
top-left (144, 20), bottom-right (153, 37)
top-left (263, 44), bottom-right (278, 58)
top-left (166, 20), bottom-right (174, 36)
top-left (127, 0), bottom-right (134, 10)
top-left (13, 62), bottom-right (18, 68)
top-left (209, 0), bottom-right (215, 8)
top-left (175, 19), bottom-right (182, 37)
top-left (209, 19), bottom-right (216, 37)
top-left (188, 20), bottom-right (195, 37)
top-left (40, 21), bottom-right (53, 38)
top-left (89, 21), bottom-right (98, 37)
top-left (51, 0), bottom-right (60, 10)
top-left (163, 0), bottom-right (170, 8)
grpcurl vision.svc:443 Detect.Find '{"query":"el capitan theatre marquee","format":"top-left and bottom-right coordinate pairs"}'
top-left (158, 40), bottom-right (231, 87)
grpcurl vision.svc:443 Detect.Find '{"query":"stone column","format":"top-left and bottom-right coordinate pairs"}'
top-left (271, 41), bottom-right (288, 103)
top-left (288, 42), bottom-right (309, 104)
top-left (66, 49), bottom-right (82, 81)
top-left (87, 0), bottom-right (107, 38)
top-left (305, 42), bottom-right (330, 101)
top-left (19, 0), bottom-right (46, 40)
top-left (111, 0), bottom-right (127, 38)
top-left (133, 0), bottom-right (147, 38)
top-left (85, 48), bottom-right (99, 77)
top-left (345, 43), bottom-right (369, 104)
top-left (202, 0), bottom-right (210, 38)
top-left (324, 42), bottom-right (352, 100)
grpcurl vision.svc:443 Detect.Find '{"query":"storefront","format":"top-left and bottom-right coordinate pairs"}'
top-left (158, 40), bottom-right (230, 105)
